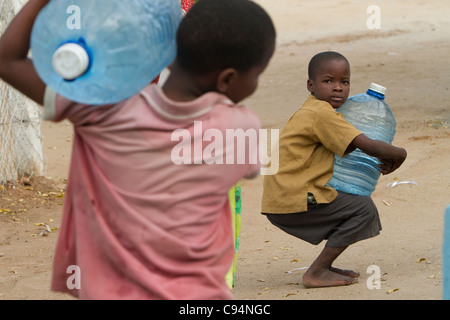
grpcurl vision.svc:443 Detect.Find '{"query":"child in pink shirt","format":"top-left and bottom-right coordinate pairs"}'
top-left (0, 0), bottom-right (276, 299)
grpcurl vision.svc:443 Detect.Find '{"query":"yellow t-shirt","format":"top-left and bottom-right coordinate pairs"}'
top-left (262, 94), bottom-right (361, 214)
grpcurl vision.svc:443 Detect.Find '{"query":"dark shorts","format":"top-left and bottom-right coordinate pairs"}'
top-left (263, 192), bottom-right (382, 247)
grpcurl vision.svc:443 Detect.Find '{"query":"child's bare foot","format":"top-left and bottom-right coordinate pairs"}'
top-left (329, 267), bottom-right (360, 278)
top-left (302, 268), bottom-right (358, 288)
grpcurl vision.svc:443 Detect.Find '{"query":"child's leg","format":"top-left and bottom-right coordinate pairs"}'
top-left (302, 245), bottom-right (358, 288)
top-left (264, 192), bottom-right (380, 288)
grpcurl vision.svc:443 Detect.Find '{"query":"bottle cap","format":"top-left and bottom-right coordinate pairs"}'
top-left (52, 43), bottom-right (90, 80)
top-left (368, 83), bottom-right (386, 95)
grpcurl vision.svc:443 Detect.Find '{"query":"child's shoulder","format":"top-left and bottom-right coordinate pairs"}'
top-left (180, 89), bottom-right (262, 130)
top-left (219, 99), bottom-right (262, 129)
top-left (288, 95), bottom-right (335, 121)
top-left (302, 94), bottom-right (334, 112)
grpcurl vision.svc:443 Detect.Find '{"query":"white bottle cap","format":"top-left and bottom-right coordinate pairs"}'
top-left (52, 43), bottom-right (90, 80)
top-left (368, 83), bottom-right (386, 95)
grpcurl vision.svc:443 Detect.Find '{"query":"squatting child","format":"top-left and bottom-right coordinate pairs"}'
top-left (261, 51), bottom-right (407, 288)
top-left (0, 0), bottom-right (276, 299)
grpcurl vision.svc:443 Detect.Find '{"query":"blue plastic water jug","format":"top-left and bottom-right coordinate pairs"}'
top-left (327, 83), bottom-right (397, 196)
top-left (30, 0), bottom-right (182, 105)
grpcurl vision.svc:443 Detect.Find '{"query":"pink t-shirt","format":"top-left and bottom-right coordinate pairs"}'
top-left (44, 84), bottom-right (261, 299)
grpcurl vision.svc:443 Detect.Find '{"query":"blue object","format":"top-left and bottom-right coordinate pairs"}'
top-left (327, 83), bottom-right (397, 196)
top-left (444, 205), bottom-right (450, 300)
top-left (31, 0), bottom-right (182, 105)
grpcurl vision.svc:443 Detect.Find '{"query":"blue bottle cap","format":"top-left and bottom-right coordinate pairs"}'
top-left (367, 83), bottom-right (386, 99)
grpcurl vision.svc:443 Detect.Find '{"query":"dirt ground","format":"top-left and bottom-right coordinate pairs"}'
top-left (1, 0), bottom-right (449, 300)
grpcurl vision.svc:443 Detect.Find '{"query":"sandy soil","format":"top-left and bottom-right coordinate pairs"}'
top-left (1, 0), bottom-right (449, 300)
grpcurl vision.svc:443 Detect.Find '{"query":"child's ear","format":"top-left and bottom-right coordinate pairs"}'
top-left (216, 68), bottom-right (238, 93)
top-left (307, 79), bottom-right (314, 93)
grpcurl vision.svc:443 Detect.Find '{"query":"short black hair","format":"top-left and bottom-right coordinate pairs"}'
top-left (176, 0), bottom-right (276, 75)
top-left (308, 51), bottom-right (349, 80)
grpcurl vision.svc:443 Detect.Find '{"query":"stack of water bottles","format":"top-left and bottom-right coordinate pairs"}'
top-left (327, 83), bottom-right (397, 196)
top-left (30, 0), bottom-right (182, 105)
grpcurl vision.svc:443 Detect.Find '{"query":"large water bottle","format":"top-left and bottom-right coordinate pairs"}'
top-left (327, 83), bottom-right (397, 196)
top-left (30, 0), bottom-right (182, 105)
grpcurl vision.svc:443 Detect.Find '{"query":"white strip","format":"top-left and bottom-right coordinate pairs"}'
top-left (287, 267), bottom-right (309, 274)
top-left (43, 86), bottom-right (57, 121)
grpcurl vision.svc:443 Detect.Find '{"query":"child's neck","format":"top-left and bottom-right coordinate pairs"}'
top-left (162, 65), bottom-right (218, 102)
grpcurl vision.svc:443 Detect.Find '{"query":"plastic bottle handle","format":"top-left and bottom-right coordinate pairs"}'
top-left (52, 43), bottom-right (90, 80)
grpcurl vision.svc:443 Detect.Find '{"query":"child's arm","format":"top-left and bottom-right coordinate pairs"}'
top-left (348, 134), bottom-right (407, 175)
top-left (0, 0), bottom-right (49, 105)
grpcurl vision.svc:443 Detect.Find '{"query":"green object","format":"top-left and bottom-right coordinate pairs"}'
top-left (226, 183), bottom-right (242, 289)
